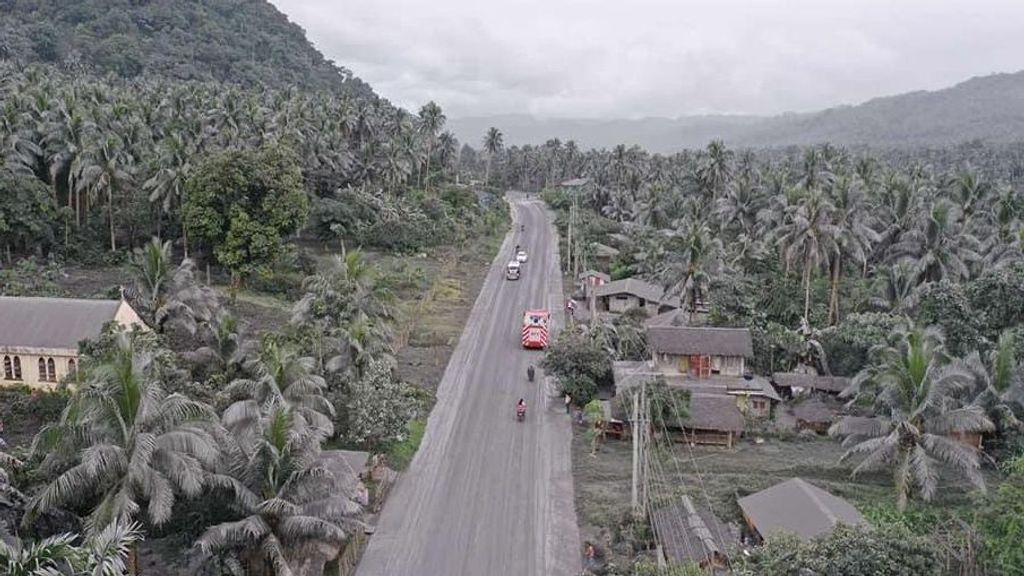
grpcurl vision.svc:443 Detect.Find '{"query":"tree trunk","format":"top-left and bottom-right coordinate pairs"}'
top-left (485, 157), bottom-right (491, 186)
top-left (109, 186), bottom-right (116, 252)
top-left (424, 153), bottom-right (431, 191)
top-left (803, 252), bottom-right (812, 323)
top-left (182, 220), bottom-right (189, 259)
top-left (828, 254), bottom-right (841, 325)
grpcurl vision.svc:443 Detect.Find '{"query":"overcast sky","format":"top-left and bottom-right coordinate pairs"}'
top-left (270, 0), bottom-right (1024, 119)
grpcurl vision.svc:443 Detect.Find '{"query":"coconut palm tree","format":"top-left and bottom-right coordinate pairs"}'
top-left (417, 101), bottom-right (445, 190)
top-left (126, 237), bottom-right (172, 324)
top-left (198, 403), bottom-right (363, 576)
top-left (661, 216), bottom-right (722, 322)
top-left (827, 175), bottom-right (880, 323)
top-left (77, 133), bottom-right (133, 252)
top-left (830, 324), bottom-right (993, 512)
top-left (27, 331), bottom-right (218, 533)
top-left (483, 127), bottom-right (503, 185)
top-left (774, 188), bottom-right (838, 324)
top-left (870, 262), bottom-right (919, 313)
top-left (892, 200), bottom-right (980, 284)
top-left (954, 331), bottom-right (1023, 432)
top-left (223, 340), bottom-right (334, 438)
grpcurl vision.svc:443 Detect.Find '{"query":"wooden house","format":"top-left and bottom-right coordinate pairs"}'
top-left (647, 325), bottom-right (752, 378)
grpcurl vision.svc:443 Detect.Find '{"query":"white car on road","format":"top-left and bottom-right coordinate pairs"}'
top-left (516, 250), bottom-right (528, 263)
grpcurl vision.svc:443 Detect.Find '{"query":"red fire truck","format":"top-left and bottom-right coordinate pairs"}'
top-left (521, 309), bottom-right (550, 349)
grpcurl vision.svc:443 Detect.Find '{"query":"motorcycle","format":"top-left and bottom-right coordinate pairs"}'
top-left (527, 365), bottom-right (535, 382)
top-left (516, 404), bottom-right (526, 422)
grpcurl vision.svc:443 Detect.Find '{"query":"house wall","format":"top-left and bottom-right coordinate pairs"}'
top-left (735, 395), bottom-right (772, 418)
top-left (114, 301), bottom-right (147, 329)
top-left (2, 350), bottom-right (78, 390)
top-left (656, 353), bottom-right (745, 376)
top-left (608, 294), bottom-right (639, 314)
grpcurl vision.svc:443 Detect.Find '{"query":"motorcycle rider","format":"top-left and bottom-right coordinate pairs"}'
top-left (516, 398), bottom-right (526, 415)
top-left (527, 365), bottom-right (535, 382)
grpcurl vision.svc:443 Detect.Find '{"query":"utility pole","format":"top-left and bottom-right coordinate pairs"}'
top-left (571, 188), bottom-right (580, 282)
top-left (566, 192), bottom-right (572, 275)
top-left (631, 379), bottom-right (649, 517)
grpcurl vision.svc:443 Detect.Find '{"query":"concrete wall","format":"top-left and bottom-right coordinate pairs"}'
top-left (605, 294), bottom-right (659, 315)
top-left (2, 351), bottom-right (77, 390)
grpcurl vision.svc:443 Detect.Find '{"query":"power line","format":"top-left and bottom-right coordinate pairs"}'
top-left (666, 391), bottom-right (732, 562)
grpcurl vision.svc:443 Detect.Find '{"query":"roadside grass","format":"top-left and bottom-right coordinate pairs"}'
top-left (387, 419), bottom-right (428, 470)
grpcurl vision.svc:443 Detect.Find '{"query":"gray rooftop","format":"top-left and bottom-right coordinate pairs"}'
top-left (738, 478), bottom-right (866, 541)
top-left (592, 242), bottom-right (621, 258)
top-left (0, 296), bottom-right (124, 350)
top-left (647, 326), bottom-right (753, 357)
top-left (577, 269), bottom-right (611, 283)
top-left (726, 376), bottom-right (782, 402)
top-left (593, 277), bottom-right (679, 307)
top-left (772, 372), bottom-right (850, 394)
top-left (791, 397), bottom-right (838, 423)
top-left (645, 308), bottom-right (688, 328)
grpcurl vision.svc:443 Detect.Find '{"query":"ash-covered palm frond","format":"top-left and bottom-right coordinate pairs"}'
top-left (27, 331), bottom-right (218, 534)
top-left (197, 401), bottom-right (363, 576)
top-left (830, 323), bottom-right (992, 511)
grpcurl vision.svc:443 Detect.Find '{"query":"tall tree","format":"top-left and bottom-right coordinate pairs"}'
top-left (183, 145), bottom-right (309, 294)
top-left (830, 325), bottom-right (993, 512)
top-left (775, 188), bottom-right (838, 324)
top-left (417, 101), bottom-right (445, 190)
top-left (483, 127), bottom-right (503, 186)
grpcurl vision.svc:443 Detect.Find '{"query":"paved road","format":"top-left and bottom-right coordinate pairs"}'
top-left (356, 194), bottom-right (582, 576)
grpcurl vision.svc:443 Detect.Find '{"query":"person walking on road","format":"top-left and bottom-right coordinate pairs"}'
top-left (564, 393), bottom-right (572, 414)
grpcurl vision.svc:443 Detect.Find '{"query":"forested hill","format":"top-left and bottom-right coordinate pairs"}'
top-left (449, 71), bottom-right (1024, 152)
top-left (0, 0), bottom-right (375, 98)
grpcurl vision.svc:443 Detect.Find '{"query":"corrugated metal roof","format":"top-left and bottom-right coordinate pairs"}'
top-left (650, 495), bottom-right (731, 566)
top-left (647, 326), bottom-right (753, 357)
top-left (738, 478), bottom-right (865, 541)
top-left (0, 296), bottom-right (123, 350)
top-left (593, 277), bottom-right (679, 307)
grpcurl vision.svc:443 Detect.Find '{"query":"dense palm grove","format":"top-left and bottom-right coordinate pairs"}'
top-left (0, 60), bottom-right (506, 574)
top-left (481, 138), bottom-right (1024, 572)
top-left (0, 62), bottom-right (475, 262)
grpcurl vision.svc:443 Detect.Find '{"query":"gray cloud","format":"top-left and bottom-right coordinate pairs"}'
top-left (271, 0), bottom-right (1024, 119)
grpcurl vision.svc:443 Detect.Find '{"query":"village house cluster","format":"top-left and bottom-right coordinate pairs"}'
top-left (561, 176), bottom-right (872, 570)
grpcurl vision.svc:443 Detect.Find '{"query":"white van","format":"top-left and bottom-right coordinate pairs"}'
top-left (505, 260), bottom-right (521, 280)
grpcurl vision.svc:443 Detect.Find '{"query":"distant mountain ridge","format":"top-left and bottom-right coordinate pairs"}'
top-left (449, 71), bottom-right (1024, 152)
top-left (0, 0), bottom-right (376, 99)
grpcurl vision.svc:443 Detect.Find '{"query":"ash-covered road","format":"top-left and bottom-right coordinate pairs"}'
top-left (356, 194), bottom-right (581, 576)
